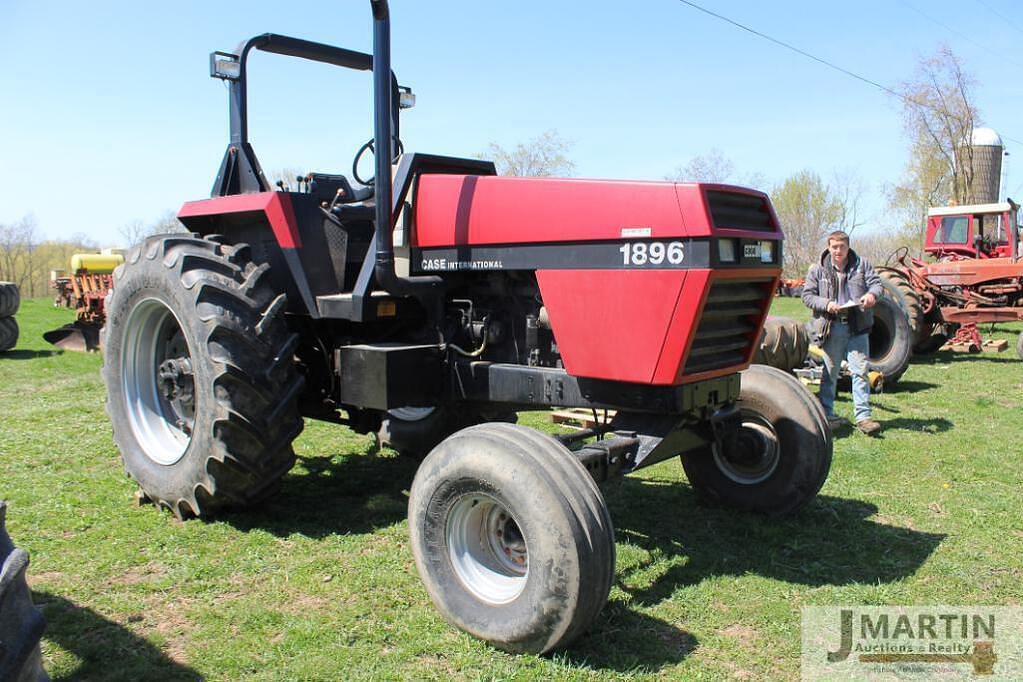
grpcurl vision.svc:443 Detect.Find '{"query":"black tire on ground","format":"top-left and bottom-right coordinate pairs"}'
top-left (0, 502), bottom-right (48, 682)
top-left (378, 407), bottom-right (517, 460)
top-left (913, 323), bottom-right (951, 355)
top-left (101, 235), bottom-right (305, 519)
top-left (681, 364), bottom-right (832, 516)
top-left (409, 423), bottom-right (615, 654)
top-left (866, 296), bottom-right (912, 384)
top-left (877, 268), bottom-right (923, 337)
top-left (0, 282), bottom-right (20, 318)
top-left (0, 317), bottom-right (18, 353)
top-left (753, 316), bottom-right (810, 372)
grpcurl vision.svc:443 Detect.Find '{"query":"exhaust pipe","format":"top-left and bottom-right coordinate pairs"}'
top-left (370, 0), bottom-right (444, 313)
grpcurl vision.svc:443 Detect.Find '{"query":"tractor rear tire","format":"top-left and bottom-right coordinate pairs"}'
top-left (914, 323), bottom-right (951, 355)
top-left (681, 364), bottom-right (832, 516)
top-left (102, 235), bottom-right (304, 519)
top-left (867, 296), bottom-right (912, 384)
top-left (0, 502), bottom-right (48, 682)
top-left (409, 423), bottom-right (615, 654)
top-left (0, 282), bottom-right (20, 318)
top-left (753, 316), bottom-right (809, 372)
top-left (378, 407), bottom-right (516, 460)
top-left (877, 269), bottom-right (923, 336)
top-left (0, 317), bottom-right (18, 352)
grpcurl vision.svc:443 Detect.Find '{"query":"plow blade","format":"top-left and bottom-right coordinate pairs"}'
top-left (43, 322), bottom-right (101, 352)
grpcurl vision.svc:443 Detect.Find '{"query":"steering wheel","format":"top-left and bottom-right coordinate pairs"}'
top-left (352, 137), bottom-right (405, 187)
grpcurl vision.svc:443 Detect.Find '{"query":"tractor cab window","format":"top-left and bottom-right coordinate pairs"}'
top-left (937, 216), bottom-right (970, 244)
top-left (979, 213), bottom-right (1006, 243)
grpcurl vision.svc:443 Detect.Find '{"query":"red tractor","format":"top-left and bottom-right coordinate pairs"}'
top-left (879, 201), bottom-right (1023, 358)
top-left (101, 1), bottom-right (831, 653)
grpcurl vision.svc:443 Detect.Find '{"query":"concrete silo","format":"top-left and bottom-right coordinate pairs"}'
top-left (968, 127), bottom-right (1004, 203)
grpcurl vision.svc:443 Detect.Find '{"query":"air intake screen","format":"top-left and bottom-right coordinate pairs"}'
top-left (683, 278), bottom-right (772, 375)
top-left (706, 191), bottom-right (775, 232)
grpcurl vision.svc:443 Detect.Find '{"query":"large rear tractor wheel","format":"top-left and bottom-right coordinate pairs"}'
top-left (102, 235), bottom-right (305, 519)
top-left (753, 316), bottom-right (809, 372)
top-left (409, 423), bottom-right (615, 654)
top-left (0, 282), bottom-right (20, 318)
top-left (877, 268), bottom-right (923, 337)
top-left (681, 364), bottom-right (832, 516)
top-left (0, 502), bottom-right (48, 682)
top-left (866, 296), bottom-right (912, 384)
top-left (0, 317), bottom-right (18, 353)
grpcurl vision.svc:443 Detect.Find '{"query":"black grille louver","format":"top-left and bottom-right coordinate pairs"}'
top-left (706, 190), bottom-right (775, 232)
top-left (683, 279), bottom-right (772, 375)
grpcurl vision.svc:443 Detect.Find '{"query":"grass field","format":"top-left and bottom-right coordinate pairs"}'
top-left (1, 297), bottom-right (1021, 681)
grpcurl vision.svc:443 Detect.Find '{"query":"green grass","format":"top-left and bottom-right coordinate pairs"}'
top-left (1, 297), bottom-right (1021, 681)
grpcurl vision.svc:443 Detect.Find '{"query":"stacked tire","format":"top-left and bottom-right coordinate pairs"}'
top-left (0, 502), bottom-right (48, 682)
top-left (0, 282), bottom-right (20, 353)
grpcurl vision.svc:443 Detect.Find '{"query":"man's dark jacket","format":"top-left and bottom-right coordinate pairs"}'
top-left (802, 247), bottom-right (883, 339)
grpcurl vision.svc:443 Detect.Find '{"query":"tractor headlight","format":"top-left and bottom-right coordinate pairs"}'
top-left (718, 238), bottom-right (738, 263)
top-left (759, 240), bottom-right (775, 263)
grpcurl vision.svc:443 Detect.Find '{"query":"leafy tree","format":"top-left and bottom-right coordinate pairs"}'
top-left (482, 130), bottom-right (576, 177)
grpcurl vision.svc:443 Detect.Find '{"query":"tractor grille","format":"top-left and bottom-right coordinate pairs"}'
top-left (683, 278), bottom-right (772, 375)
top-left (706, 190), bottom-right (775, 232)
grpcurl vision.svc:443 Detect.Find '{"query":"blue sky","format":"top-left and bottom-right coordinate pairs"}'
top-left (3, 0), bottom-right (1023, 246)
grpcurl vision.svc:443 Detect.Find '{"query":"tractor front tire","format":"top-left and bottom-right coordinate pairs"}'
top-left (409, 423), bottom-right (615, 654)
top-left (0, 282), bottom-right (20, 318)
top-left (681, 364), bottom-right (832, 516)
top-left (102, 235), bottom-right (304, 519)
top-left (0, 317), bottom-right (18, 353)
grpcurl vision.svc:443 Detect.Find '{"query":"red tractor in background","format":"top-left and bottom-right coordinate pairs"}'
top-left (878, 201), bottom-right (1023, 358)
top-left (100, 1), bottom-right (831, 654)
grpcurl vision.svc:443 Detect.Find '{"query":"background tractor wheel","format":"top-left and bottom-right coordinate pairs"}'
top-left (0, 282), bottom-right (20, 318)
top-left (0, 317), bottom-right (19, 353)
top-left (378, 407), bottom-right (516, 460)
top-left (877, 269), bottom-right (923, 337)
top-left (753, 316), bottom-right (809, 372)
top-left (867, 296), bottom-right (912, 384)
top-left (102, 235), bottom-right (305, 519)
top-left (681, 364), bottom-right (832, 516)
top-left (0, 502), bottom-right (48, 682)
top-left (409, 423), bottom-right (614, 654)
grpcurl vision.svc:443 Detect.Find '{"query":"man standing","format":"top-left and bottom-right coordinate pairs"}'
top-left (802, 230), bottom-right (883, 435)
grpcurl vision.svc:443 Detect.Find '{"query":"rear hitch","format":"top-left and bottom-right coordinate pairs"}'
top-left (570, 433), bottom-right (641, 483)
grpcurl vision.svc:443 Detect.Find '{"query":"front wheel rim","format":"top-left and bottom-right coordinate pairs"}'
top-left (712, 413), bottom-right (780, 485)
top-left (447, 493), bottom-right (528, 604)
top-left (121, 297), bottom-right (194, 465)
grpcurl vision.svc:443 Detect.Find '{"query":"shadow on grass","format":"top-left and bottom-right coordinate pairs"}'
top-left (33, 590), bottom-right (201, 681)
top-left (604, 482), bottom-right (944, 608)
top-left (883, 380), bottom-right (939, 393)
top-left (880, 417), bottom-right (953, 434)
top-left (223, 442), bottom-right (419, 538)
top-left (562, 604), bottom-right (699, 672)
top-left (1, 349), bottom-right (61, 360)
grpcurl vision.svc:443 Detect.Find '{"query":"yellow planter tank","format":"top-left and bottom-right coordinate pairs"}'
top-left (70, 253), bottom-right (125, 274)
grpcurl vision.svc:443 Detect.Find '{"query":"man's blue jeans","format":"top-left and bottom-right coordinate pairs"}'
top-left (819, 320), bottom-right (872, 423)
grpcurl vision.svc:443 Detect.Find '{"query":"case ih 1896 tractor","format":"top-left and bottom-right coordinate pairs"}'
top-left (879, 201), bottom-right (1023, 358)
top-left (102, 2), bottom-right (831, 653)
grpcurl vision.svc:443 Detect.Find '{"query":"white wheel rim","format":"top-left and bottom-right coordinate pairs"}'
top-left (388, 406), bottom-right (435, 421)
top-left (121, 298), bottom-right (193, 465)
top-left (446, 493), bottom-right (528, 604)
top-left (712, 413), bottom-right (780, 485)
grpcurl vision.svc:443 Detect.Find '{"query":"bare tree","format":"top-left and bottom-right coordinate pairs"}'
top-left (482, 130), bottom-right (576, 177)
top-left (0, 215), bottom-right (40, 296)
top-left (771, 171), bottom-right (849, 278)
top-left (889, 45), bottom-right (980, 247)
top-left (667, 148), bottom-right (766, 189)
top-left (118, 210), bottom-right (186, 248)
